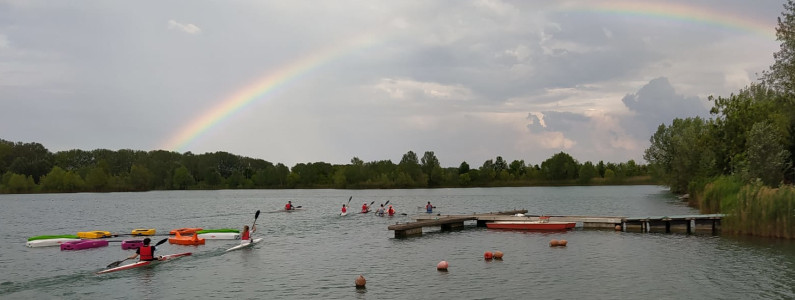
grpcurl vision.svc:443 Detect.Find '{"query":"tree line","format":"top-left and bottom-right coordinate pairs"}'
top-left (0, 139), bottom-right (653, 193)
top-left (643, 1), bottom-right (795, 239)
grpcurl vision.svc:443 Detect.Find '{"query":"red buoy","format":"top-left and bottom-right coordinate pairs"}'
top-left (355, 275), bottom-right (366, 288)
top-left (437, 260), bottom-right (449, 271)
top-left (484, 251), bottom-right (493, 260)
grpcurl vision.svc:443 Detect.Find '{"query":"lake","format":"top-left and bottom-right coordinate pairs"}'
top-left (1, 186), bottom-right (793, 299)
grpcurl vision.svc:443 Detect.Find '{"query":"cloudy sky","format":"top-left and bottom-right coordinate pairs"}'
top-left (0, 0), bottom-right (785, 168)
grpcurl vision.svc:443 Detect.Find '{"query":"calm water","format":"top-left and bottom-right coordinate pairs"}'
top-left (1, 186), bottom-right (793, 299)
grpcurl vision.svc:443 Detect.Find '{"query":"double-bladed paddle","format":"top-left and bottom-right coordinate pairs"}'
top-left (248, 210), bottom-right (260, 244)
top-left (106, 238), bottom-right (168, 268)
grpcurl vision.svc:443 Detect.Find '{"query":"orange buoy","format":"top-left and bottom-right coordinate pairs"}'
top-left (494, 250), bottom-right (504, 259)
top-left (484, 251), bottom-right (493, 260)
top-left (549, 239), bottom-right (559, 247)
top-left (355, 275), bottom-right (366, 288)
top-left (558, 239), bottom-right (568, 246)
top-left (437, 261), bottom-right (449, 271)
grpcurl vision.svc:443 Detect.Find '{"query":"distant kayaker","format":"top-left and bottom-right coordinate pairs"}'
top-left (387, 205), bottom-right (396, 216)
top-left (375, 204), bottom-right (385, 216)
top-left (426, 201), bottom-right (434, 213)
top-left (285, 201), bottom-right (293, 210)
top-left (341, 204), bottom-right (347, 214)
top-left (361, 203), bottom-right (370, 213)
top-left (241, 225), bottom-right (256, 243)
top-left (128, 238), bottom-right (158, 261)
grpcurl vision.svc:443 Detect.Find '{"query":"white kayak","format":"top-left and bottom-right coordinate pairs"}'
top-left (225, 238), bottom-right (263, 252)
top-left (340, 212), bottom-right (348, 217)
top-left (97, 252), bottom-right (192, 274)
top-left (197, 232), bottom-right (240, 240)
top-left (26, 238), bottom-right (82, 248)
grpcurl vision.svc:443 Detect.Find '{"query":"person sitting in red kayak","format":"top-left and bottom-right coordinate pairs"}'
top-left (241, 225), bottom-right (256, 243)
top-left (128, 238), bottom-right (159, 261)
top-left (387, 205), bottom-right (396, 216)
top-left (285, 201), bottom-right (293, 210)
top-left (341, 204), bottom-right (347, 214)
top-left (361, 203), bottom-right (370, 213)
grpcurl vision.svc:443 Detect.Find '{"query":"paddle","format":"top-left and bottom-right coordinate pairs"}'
top-left (248, 210), bottom-right (260, 244)
top-left (106, 238), bottom-right (168, 268)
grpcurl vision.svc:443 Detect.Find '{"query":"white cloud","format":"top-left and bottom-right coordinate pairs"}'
top-left (0, 34), bottom-right (9, 49)
top-left (374, 78), bottom-right (475, 101)
top-left (168, 20), bottom-right (202, 35)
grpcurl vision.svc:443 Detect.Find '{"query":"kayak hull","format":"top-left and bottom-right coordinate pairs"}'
top-left (77, 231), bottom-right (112, 239)
top-left (197, 232), bottom-right (240, 240)
top-left (168, 232), bottom-right (205, 245)
top-left (96, 252), bottom-right (192, 274)
top-left (169, 228), bottom-right (203, 235)
top-left (131, 228), bottom-right (156, 236)
top-left (61, 239), bottom-right (109, 251)
top-left (225, 238), bottom-right (263, 252)
top-left (121, 240), bottom-right (144, 250)
top-left (26, 238), bottom-right (82, 248)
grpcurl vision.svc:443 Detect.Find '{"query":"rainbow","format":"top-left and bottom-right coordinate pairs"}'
top-left (161, 32), bottom-right (382, 152)
top-left (558, 1), bottom-right (777, 40)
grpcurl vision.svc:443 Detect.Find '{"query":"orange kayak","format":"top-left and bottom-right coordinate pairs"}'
top-left (168, 232), bottom-right (205, 245)
top-left (169, 228), bottom-right (203, 235)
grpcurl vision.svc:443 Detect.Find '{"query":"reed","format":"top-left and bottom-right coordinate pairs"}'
top-left (721, 183), bottom-right (794, 239)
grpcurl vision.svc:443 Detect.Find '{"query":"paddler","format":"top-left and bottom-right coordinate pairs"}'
top-left (387, 205), bottom-right (396, 216)
top-left (128, 238), bottom-right (159, 261)
top-left (375, 204), bottom-right (385, 216)
top-left (426, 201), bottom-right (434, 213)
top-left (341, 204), bottom-right (347, 214)
top-left (361, 202), bottom-right (370, 213)
top-left (285, 201), bottom-right (293, 210)
top-left (241, 225), bottom-right (256, 244)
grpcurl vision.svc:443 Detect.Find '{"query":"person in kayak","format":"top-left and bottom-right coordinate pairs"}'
top-left (128, 238), bottom-right (159, 261)
top-left (375, 204), bottom-right (386, 216)
top-left (361, 203), bottom-right (370, 213)
top-left (241, 225), bottom-right (256, 242)
top-left (387, 205), bottom-right (396, 216)
top-left (426, 201), bottom-right (434, 213)
top-left (285, 201), bottom-right (293, 210)
top-left (341, 204), bottom-right (348, 214)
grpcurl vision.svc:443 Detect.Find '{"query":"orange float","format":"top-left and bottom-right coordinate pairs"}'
top-left (559, 240), bottom-right (568, 246)
top-left (494, 251), bottom-right (504, 259)
top-left (437, 261), bottom-right (449, 271)
top-left (549, 239), bottom-right (559, 247)
top-left (484, 251), bottom-right (493, 260)
top-left (168, 232), bottom-right (205, 245)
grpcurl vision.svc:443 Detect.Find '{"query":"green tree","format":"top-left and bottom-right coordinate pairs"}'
top-left (747, 122), bottom-right (792, 186)
top-left (172, 165), bottom-right (196, 189)
top-left (644, 117), bottom-right (716, 193)
top-left (541, 152), bottom-right (578, 180)
top-left (578, 161), bottom-right (597, 184)
top-left (421, 151), bottom-right (442, 187)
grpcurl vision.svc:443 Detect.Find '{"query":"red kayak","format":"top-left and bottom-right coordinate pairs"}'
top-left (96, 252), bottom-right (192, 274)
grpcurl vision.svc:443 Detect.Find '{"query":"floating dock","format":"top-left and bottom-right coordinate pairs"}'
top-left (389, 211), bottom-right (724, 238)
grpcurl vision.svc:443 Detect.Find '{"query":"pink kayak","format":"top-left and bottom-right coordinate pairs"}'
top-left (60, 239), bottom-right (109, 251)
top-left (96, 252), bottom-right (192, 274)
top-left (121, 240), bottom-right (144, 250)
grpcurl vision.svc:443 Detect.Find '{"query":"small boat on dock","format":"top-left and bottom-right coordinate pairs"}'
top-left (486, 221), bottom-right (576, 230)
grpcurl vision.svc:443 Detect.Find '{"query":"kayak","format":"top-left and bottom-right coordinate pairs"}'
top-left (26, 238), bottom-right (82, 248)
top-left (340, 212), bottom-right (348, 217)
top-left (131, 228), bottom-right (156, 236)
top-left (77, 231), bottom-right (112, 239)
top-left (28, 234), bottom-right (79, 241)
top-left (169, 228), bottom-right (203, 235)
top-left (61, 239), bottom-right (109, 251)
top-left (196, 229), bottom-right (239, 234)
top-left (96, 252), bottom-right (192, 274)
top-left (225, 238), bottom-right (263, 252)
top-left (168, 232), bottom-right (205, 245)
top-left (121, 240), bottom-right (144, 250)
top-left (197, 232), bottom-right (240, 240)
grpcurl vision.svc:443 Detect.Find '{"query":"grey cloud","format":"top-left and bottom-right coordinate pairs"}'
top-left (621, 77), bottom-right (709, 138)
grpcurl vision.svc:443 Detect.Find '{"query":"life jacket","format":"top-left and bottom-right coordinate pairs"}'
top-left (342, 206), bottom-right (347, 213)
top-left (388, 207), bottom-right (395, 216)
top-left (285, 203), bottom-right (292, 210)
top-left (139, 246), bottom-right (154, 261)
top-left (241, 230), bottom-right (250, 240)
top-left (361, 204), bottom-right (368, 213)
top-left (426, 204), bottom-right (433, 212)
